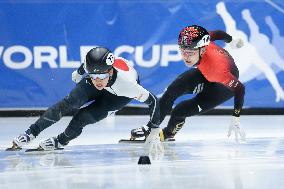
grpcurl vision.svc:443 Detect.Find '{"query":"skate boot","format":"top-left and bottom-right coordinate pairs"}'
top-left (6, 130), bottom-right (36, 151)
top-left (130, 125), bottom-right (150, 140)
top-left (159, 129), bottom-right (175, 142)
top-left (131, 126), bottom-right (175, 142)
top-left (39, 137), bottom-right (64, 151)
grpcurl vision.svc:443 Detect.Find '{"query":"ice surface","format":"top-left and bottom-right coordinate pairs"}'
top-left (0, 115), bottom-right (284, 189)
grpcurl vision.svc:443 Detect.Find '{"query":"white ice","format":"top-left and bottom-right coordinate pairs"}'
top-left (0, 115), bottom-right (284, 189)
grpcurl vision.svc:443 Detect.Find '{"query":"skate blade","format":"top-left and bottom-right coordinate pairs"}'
top-left (5, 147), bottom-right (22, 151)
top-left (5, 142), bottom-right (22, 151)
top-left (118, 139), bottom-right (175, 144)
top-left (118, 139), bottom-right (145, 143)
top-left (25, 147), bottom-right (64, 152)
top-left (164, 138), bottom-right (175, 142)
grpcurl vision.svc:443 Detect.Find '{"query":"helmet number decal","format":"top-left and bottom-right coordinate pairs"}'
top-left (106, 53), bottom-right (115, 65)
top-left (196, 34), bottom-right (210, 48)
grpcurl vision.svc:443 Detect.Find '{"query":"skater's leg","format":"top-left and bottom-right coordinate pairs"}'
top-left (29, 78), bottom-right (99, 137)
top-left (11, 78), bottom-right (100, 148)
top-left (163, 83), bottom-right (234, 139)
top-left (131, 69), bottom-right (207, 140)
top-left (161, 98), bottom-right (197, 139)
top-left (52, 92), bottom-right (131, 147)
top-left (159, 68), bottom-right (207, 123)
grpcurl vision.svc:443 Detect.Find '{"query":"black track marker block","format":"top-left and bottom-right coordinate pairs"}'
top-left (138, 156), bottom-right (151, 165)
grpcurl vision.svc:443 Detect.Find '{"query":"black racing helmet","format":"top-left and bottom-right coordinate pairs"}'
top-left (85, 47), bottom-right (115, 74)
top-left (178, 25), bottom-right (210, 49)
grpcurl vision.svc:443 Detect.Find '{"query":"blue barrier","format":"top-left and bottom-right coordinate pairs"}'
top-left (0, 1), bottom-right (283, 108)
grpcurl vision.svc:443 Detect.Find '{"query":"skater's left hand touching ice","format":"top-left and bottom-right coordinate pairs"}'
top-left (145, 128), bottom-right (164, 158)
top-left (227, 116), bottom-right (246, 143)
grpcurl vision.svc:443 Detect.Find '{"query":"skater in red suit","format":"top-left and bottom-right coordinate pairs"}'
top-left (131, 25), bottom-right (246, 143)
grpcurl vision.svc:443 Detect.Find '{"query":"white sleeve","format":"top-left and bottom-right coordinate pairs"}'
top-left (125, 80), bottom-right (150, 102)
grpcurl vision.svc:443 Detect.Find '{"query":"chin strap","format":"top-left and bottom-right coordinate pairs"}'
top-left (192, 47), bottom-right (202, 67)
top-left (198, 47), bottom-right (202, 60)
top-left (106, 68), bottom-right (117, 87)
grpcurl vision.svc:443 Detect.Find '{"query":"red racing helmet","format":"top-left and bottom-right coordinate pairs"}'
top-left (178, 25), bottom-right (210, 49)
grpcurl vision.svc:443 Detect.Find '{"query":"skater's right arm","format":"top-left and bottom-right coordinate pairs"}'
top-left (127, 82), bottom-right (161, 128)
top-left (143, 92), bottom-right (161, 128)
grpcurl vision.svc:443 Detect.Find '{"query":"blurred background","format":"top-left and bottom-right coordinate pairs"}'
top-left (1, 2), bottom-right (284, 188)
top-left (0, 0), bottom-right (283, 115)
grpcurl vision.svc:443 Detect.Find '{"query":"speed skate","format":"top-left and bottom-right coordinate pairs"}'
top-left (118, 134), bottom-right (146, 143)
top-left (25, 146), bottom-right (64, 152)
top-left (118, 136), bottom-right (175, 143)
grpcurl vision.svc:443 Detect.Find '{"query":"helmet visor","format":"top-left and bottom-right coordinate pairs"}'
top-left (89, 73), bottom-right (110, 80)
